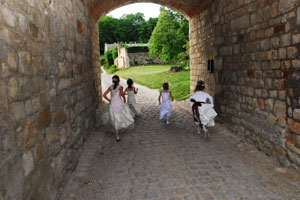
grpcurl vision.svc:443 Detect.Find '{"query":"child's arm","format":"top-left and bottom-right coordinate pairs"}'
top-left (103, 87), bottom-right (112, 102)
top-left (119, 86), bottom-right (126, 103)
top-left (158, 92), bottom-right (162, 105)
top-left (134, 87), bottom-right (138, 94)
top-left (124, 88), bottom-right (128, 95)
top-left (170, 92), bottom-right (174, 102)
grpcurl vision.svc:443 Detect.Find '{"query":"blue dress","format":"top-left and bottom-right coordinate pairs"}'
top-left (159, 92), bottom-right (172, 120)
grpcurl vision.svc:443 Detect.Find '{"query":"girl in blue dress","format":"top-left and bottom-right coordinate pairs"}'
top-left (158, 82), bottom-right (174, 124)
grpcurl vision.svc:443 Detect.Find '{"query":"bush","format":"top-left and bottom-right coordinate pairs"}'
top-left (127, 46), bottom-right (149, 53)
top-left (105, 64), bottom-right (119, 74)
top-left (100, 55), bottom-right (106, 66)
top-left (105, 50), bottom-right (114, 67)
top-left (112, 46), bottom-right (118, 60)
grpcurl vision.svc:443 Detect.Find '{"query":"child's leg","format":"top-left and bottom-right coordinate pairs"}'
top-left (115, 129), bottom-right (120, 141)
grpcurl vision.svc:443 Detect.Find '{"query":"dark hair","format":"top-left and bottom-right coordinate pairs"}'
top-left (162, 82), bottom-right (169, 90)
top-left (127, 78), bottom-right (133, 88)
top-left (194, 80), bottom-right (205, 92)
top-left (112, 75), bottom-right (120, 89)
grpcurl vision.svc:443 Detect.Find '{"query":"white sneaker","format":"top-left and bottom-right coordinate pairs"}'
top-left (166, 120), bottom-right (170, 125)
top-left (197, 127), bottom-right (201, 134)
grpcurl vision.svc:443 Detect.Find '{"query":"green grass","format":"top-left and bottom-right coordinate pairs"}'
top-left (113, 65), bottom-right (190, 101)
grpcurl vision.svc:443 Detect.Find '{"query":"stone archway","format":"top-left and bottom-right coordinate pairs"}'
top-left (1, 0), bottom-right (300, 199)
top-left (90, 0), bottom-right (212, 105)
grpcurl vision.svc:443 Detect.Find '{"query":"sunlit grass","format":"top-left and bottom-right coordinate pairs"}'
top-left (113, 65), bottom-right (190, 100)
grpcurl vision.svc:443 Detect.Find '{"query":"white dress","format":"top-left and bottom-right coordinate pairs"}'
top-left (127, 88), bottom-right (141, 115)
top-left (189, 91), bottom-right (217, 127)
top-left (108, 85), bottom-right (134, 129)
top-left (159, 92), bottom-right (172, 120)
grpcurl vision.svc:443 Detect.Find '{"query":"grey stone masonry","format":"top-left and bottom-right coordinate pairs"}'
top-left (0, 0), bottom-right (99, 199)
top-left (190, 0), bottom-right (300, 169)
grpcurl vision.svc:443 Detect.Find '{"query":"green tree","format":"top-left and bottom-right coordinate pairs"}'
top-left (98, 13), bottom-right (158, 54)
top-left (149, 7), bottom-right (189, 62)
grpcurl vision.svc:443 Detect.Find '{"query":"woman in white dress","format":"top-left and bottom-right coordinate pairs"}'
top-left (103, 75), bottom-right (134, 141)
top-left (124, 79), bottom-right (141, 117)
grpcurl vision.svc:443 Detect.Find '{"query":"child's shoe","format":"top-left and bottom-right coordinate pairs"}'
top-left (197, 127), bottom-right (201, 134)
top-left (166, 117), bottom-right (170, 125)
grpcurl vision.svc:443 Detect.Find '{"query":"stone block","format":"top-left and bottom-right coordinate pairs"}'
top-left (278, 90), bottom-right (286, 100)
top-left (274, 100), bottom-right (286, 118)
top-left (24, 118), bottom-right (37, 148)
top-left (37, 105), bottom-right (51, 128)
top-left (278, 48), bottom-right (286, 59)
top-left (279, 0), bottom-right (298, 14)
top-left (265, 99), bottom-right (274, 111)
top-left (1, 5), bottom-right (17, 27)
top-left (7, 52), bottom-right (18, 73)
top-left (268, 113), bottom-right (277, 124)
top-left (25, 0), bottom-right (35, 7)
top-left (58, 63), bottom-right (67, 77)
top-left (271, 37), bottom-right (280, 48)
top-left (292, 60), bottom-right (300, 68)
top-left (260, 39), bottom-right (270, 51)
top-left (0, 81), bottom-right (8, 106)
top-left (293, 109), bottom-right (300, 120)
top-left (46, 128), bottom-right (59, 144)
top-left (53, 110), bottom-right (66, 126)
top-left (287, 47), bottom-right (298, 58)
top-left (292, 34), bottom-right (300, 44)
top-left (58, 79), bottom-right (70, 91)
top-left (22, 151), bottom-right (34, 177)
top-left (297, 7), bottom-right (300, 25)
top-left (34, 143), bottom-right (43, 161)
top-left (10, 101), bottom-right (25, 122)
top-left (289, 119), bottom-right (300, 134)
top-left (269, 90), bottom-right (277, 98)
top-left (18, 51), bottom-right (32, 75)
top-left (281, 33), bottom-right (291, 47)
top-left (296, 135), bottom-right (300, 148)
top-left (8, 77), bottom-right (18, 99)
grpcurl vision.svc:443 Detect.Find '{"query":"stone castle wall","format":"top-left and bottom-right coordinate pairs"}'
top-left (190, 0), bottom-right (300, 168)
top-left (128, 52), bottom-right (164, 66)
top-left (0, 0), bottom-right (99, 199)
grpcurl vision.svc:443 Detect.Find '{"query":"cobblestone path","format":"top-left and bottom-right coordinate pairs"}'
top-left (60, 73), bottom-right (300, 200)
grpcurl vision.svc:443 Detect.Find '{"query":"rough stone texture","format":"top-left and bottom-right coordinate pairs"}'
top-left (59, 74), bottom-right (300, 200)
top-left (90, 0), bottom-right (211, 20)
top-left (0, 0), bottom-right (98, 199)
top-left (190, 0), bottom-right (300, 168)
top-left (1, 0), bottom-right (300, 199)
top-left (128, 52), bottom-right (164, 66)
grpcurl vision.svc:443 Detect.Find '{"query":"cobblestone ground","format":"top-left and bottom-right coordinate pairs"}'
top-left (60, 73), bottom-right (300, 200)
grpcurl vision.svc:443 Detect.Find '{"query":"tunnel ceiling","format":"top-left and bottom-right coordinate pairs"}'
top-left (90, 0), bottom-right (211, 21)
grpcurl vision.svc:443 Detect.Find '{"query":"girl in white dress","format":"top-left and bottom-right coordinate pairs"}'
top-left (124, 79), bottom-right (141, 116)
top-left (158, 82), bottom-right (174, 124)
top-left (103, 75), bottom-right (134, 141)
top-left (189, 80), bottom-right (217, 138)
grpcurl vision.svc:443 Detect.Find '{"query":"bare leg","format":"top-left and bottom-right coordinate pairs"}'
top-left (115, 129), bottom-right (120, 141)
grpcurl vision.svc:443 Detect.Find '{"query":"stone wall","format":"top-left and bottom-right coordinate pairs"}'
top-left (128, 52), bottom-right (164, 66)
top-left (0, 0), bottom-right (99, 199)
top-left (190, 0), bottom-right (300, 168)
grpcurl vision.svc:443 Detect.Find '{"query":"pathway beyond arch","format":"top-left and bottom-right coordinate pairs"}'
top-left (60, 73), bottom-right (300, 200)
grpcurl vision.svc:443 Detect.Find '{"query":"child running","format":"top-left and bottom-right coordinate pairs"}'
top-left (124, 78), bottom-right (141, 116)
top-left (103, 75), bottom-right (134, 141)
top-left (158, 82), bottom-right (174, 124)
top-left (189, 80), bottom-right (216, 137)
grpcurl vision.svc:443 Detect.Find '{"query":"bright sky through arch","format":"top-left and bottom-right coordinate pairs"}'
top-left (107, 3), bottom-right (161, 20)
